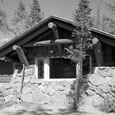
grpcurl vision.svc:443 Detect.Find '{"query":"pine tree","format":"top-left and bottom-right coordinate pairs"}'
top-left (73, 0), bottom-right (93, 53)
top-left (100, 2), bottom-right (115, 34)
top-left (0, 9), bottom-right (9, 33)
top-left (95, 6), bottom-right (101, 29)
top-left (28, 0), bottom-right (42, 27)
top-left (12, 0), bottom-right (28, 35)
top-left (67, 0), bottom-right (93, 109)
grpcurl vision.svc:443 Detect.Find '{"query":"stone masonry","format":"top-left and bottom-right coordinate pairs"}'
top-left (1, 65), bottom-right (115, 108)
top-left (86, 67), bottom-right (115, 107)
top-left (0, 65), bottom-right (75, 108)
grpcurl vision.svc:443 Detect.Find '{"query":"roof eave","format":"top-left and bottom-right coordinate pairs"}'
top-left (91, 27), bottom-right (115, 39)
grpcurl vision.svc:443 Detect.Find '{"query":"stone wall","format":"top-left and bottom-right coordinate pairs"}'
top-left (1, 66), bottom-right (115, 108)
top-left (0, 65), bottom-right (75, 107)
top-left (86, 67), bottom-right (115, 107)
top-left (22, 79), bottom-right (75, 106)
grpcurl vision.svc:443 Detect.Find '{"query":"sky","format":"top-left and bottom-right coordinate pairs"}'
top-left (1, 0), bottom-right (115, 21)
top-left (0, 0), bottom-right (115, 39)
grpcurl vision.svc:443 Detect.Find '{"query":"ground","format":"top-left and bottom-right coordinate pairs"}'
top-left (0, 101), bottom-right (115, 115)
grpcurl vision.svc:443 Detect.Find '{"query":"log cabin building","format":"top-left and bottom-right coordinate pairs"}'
top-left (0, 16), bottom-right (115, 80)
top-left (0, 16), bottom-right (115, 105)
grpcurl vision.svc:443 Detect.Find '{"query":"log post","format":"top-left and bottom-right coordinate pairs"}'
top-left (13, 45), bottom-right (29, 100)
top-left (48, 22), bottom-right (59, 39)
top-left (48, 22), bottom-right (62, 54)
top-left (92, 37), bottom-right (103, 66)
top-left (19, 64), bottom-right (25, 100)
top-left (89, 55), bottom-right (92, 73)
top-left (12, 45), bottom-right (29, 67)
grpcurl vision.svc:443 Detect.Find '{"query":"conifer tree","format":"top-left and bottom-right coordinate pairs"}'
top-left (28, 0), bottom-right (42, 27)
top-left (101, 2), bottom-right (115, 34)
top-left (67, 0), bottom-right (93, 109)
top-left (0, 9), bottom-right (9, 34)
top-left (12, 0), bottom-right (28, 35)
top-left (95, 6), bottom-right (101, 29)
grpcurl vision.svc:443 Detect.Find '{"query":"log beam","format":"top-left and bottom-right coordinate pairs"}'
top-left (12, 45), bottom-right (29, 100)
top-left (48, 22), bottom-right (62, 52)
top-left (92, 37), bottom-right (103, 66)
top-left (34, 39), bottom-right (74, 46)
top-left (48, 22), bottom-right (59, 39)
top-left (12, 45), bottom-right (29, 67)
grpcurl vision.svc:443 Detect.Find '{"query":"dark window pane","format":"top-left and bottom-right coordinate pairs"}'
top-left (38, 60), bottom-right (44, 79)
top-left (50, 58), bottom-right (76, 79)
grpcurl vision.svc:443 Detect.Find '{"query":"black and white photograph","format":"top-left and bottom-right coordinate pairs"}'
top-left (0, 0), bottom-right (115, 114)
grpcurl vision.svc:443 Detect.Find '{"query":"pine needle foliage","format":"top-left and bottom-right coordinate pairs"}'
top-left (29, 0), bottom-right (42, 27)
top-left (67, 0), bottom-right (93, 110)
top-left (72, 0), bottom-right (93, 62)
top-left (12, 0), bottom-right (28, 35)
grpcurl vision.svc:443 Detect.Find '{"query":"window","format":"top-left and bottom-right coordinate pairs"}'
top-left (38, 59), bottom-right (44, 79)
top-left (50, 58), bottom-right (76, 79)
top-left (0, 60), bottom-right (13, 74)
top-left (0, 60), bottom-right (13, 83)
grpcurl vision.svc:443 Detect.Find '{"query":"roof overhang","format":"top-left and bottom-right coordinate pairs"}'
top-left (91, 28), bottom-right (115, 47)
top-left (0, 16), bottom-right (74, 58)
top-left (0, 16), bottom-right (115, 59)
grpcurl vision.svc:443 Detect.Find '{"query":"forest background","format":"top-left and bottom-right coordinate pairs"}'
top-left (0, 0), bottom-right (115, 40)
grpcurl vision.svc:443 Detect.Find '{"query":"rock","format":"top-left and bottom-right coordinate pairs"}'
top-left (51, 95), bottom-right (67, 106)
top-left (96, 87), bottom-right (103, 95)
top-left (25, 83), bottom-right (38, 90)
top-left (112, 71), bottom-right (115, 77)
top-left (89, 85), bottom-right (96, 92)
top-left (111, 86), bottom-right (115, 93)
top-left (22, 93), bottom-right (33, 102)
top-left (56, 85), bottom-right (65, 91)
top-left (4, 88), bottom-right (14, 96)
top-left (30, 79), bottom-right (38, 84)
top-left (23, 87), bottom-right (32, 94)
top-left (32, 89), bottom-right (44, 104)
top-left (5, 94), bottom-right (16, 102)
top-left (0, 92), bottom-right (4, 97)
top-left (3, 84), bottom-right (12, 90)
top-left (86, 89), bottom-right (95, 96)
top-left (43, 95), bottom-right (51, 104)
top-left (0, 97), bottom-right (5, 104)
top-left (110, 91), bottom-right (115, 97)
top-left (24, 77), bottom-right (30, 83)
top-left (89, 74), bottom-right (108, 86)
top-left (62, 81), bottom-right (68, 87)
top-left (92, 95), bottom-right (103, 107)
top-left (47, 88), bottom-right (55, 96)
top-left (98, 84), bottom-right (111, 93)
top-left (99, 71), bottom-right (112, 78)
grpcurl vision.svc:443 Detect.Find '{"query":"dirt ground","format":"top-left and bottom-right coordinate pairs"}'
top-left (0, 101), bottom-right (115, 115)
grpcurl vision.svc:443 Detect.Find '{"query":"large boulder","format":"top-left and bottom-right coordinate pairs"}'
top-left (89, 74), bottom-right (108, 86)
top-left (32, 89), bottom-right (45, 104)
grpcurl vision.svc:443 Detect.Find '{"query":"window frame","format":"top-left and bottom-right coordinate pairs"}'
top-left (35, 57), bottom-right (76, 81)
top-left (38, 59), bottom-right (44, 79)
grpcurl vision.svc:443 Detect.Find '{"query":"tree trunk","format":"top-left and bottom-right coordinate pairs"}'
top-left (89, 54), bottom-right (92, 73)
top-left (74, 28), bottom-right (83, 109)
top-left (74, 56), bottom-right (82, 109)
